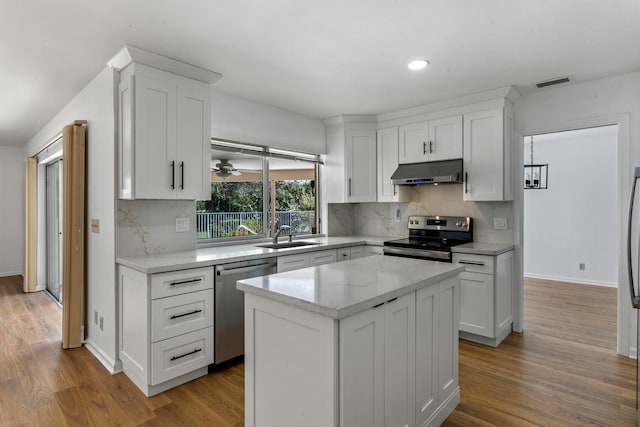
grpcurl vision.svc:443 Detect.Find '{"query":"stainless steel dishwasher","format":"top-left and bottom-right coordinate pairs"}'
top-left (214, 258), bottom-right (277, 363)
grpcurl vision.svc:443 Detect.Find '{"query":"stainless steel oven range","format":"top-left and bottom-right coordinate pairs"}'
top-left (383, 215), bottom-right (473, 262)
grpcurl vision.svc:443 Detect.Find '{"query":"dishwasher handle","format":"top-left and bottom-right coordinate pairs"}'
top-left (216, 262), bottom-right (275, 277)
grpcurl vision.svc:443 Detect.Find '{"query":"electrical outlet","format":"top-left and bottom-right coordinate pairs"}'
top-left (94, 310), bottom-right (98, 324)
top-left (394, 208), bottom-right (401, 222)
top-left (99, 316), bottom-right (104, 331)
top-left (579, 263), bottom-right (586, 271)
top-left (493, 217), bottom-right (508, 230)
top-left (175, 217), bottom-right (190, 232)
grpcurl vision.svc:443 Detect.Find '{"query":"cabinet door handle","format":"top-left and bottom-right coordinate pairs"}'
top-left (169, 278), bottom-right (202, 286)
top-left (180, 161), bottom-right (184, 189)
top-left (170, 348), bottom-right (202, 361)
top-left (423, 141), bottom-right (427, 154)
top-left (170, 309), bottom-right (203, 320)
top-left (429, 140), bottom-right (433, 154)
top-left (170, 161), bottom-right (175, 189)
top-left (393, 184), bottom-right (397, 196)
top-left (348, 178), bottom-right (352, 197)
top-left (465, 172), bottom-right (469, 194)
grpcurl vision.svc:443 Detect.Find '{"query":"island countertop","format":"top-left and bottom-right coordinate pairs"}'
top-left (237, 256), bottom-right (464, 319)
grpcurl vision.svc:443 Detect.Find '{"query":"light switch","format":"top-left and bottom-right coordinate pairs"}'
top-left (91, 218), bottom-right (100, 233)
top-left (175, 217), bottom-right (190, 232)
top-left (493, 217), bottom-right (507, 230)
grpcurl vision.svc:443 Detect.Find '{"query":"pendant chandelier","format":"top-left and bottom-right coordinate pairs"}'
top-left (524, 136), bottom-right (548, 190)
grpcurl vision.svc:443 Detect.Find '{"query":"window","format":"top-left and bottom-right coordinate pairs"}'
top-left (196, 140), bottom-right (321, 242)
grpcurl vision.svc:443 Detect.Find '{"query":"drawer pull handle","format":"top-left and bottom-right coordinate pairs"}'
top-left (170, 278), bottom-right (202, 286)
top-left (373, 302), bottom-right (385, 308)
top-left (459, 260), bottom-right (486, 266)
top-left (170, 348), bottom-right (202, 361)
top-left (170, 309), bottom-right (203, 320)
top-left (387, 297), bottom-right (398, 303)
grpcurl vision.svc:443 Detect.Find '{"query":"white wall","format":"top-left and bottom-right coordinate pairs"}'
top-left (523, 126), bottom-right (618, 286)
top-left (210, 90), bottom-right (326, 154)
top-left (23, 67), bottom-right (119, 370)
top-left (514, 71), bottom-right (640, 357)
top-left (0, 146), bottom-right (25, 276)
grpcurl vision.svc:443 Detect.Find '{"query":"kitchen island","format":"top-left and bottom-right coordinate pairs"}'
top-left (237, 256), bottom-right (464, 427)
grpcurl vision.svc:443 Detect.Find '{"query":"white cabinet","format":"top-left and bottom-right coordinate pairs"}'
top-left (416, 276), bottom-right (459, 426)
top-left (377, 127), bottom-right (410, 202)
top-left (341, 292), bottom-right (416, 427)
top-left (398, 115), bottom-right (462, 164)
top-left (462, 107), bottom-right (513, 201)
top-left (325, 118), bottom-right (377, 203)
top-left (244, 275), bottom-right (460, 427)
top-left (119, 265), bottom-right (214, 396)
top-left (118, 64), bottom-right (211, 200)
top-left (277, 249), bottom-right (337, 272)
top-left (453, 250), bottom-right (513, 347)
top-left (337, 245), bottom-right (373, 261)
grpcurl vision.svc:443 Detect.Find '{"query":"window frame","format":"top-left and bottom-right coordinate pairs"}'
top-left (197, 139), bottom-right (322, 245)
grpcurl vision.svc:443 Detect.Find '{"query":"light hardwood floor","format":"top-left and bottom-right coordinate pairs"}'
top-left (1, 275), bottom-right (639, 426)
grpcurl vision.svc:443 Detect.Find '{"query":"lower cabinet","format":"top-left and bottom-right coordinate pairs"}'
top-left (277, 249), bottom-right (337, 272)
top-left (119, 265), bottom-right (215, 396)
top-left (340, 276), bottom-right (459, 427)
top-left (453, 250), bottom-right (513, 347)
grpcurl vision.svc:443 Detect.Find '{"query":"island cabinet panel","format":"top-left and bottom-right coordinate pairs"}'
top-left (340, 302), bottom-right (385, 427)
top-left (416, 276), bottom-right (460, 427)
top-left (241, 256), bottom-right (462, 427)
top-left (244, 293), bottom-right (339, 427)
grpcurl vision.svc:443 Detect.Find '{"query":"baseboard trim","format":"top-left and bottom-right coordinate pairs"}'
top-left (629, 346), bottom-right (638, 360)
top-left (84, 340), bottom-right (122, 374)
top-left (524, 273), bottom-right (616, 288)
top-left (0, 272), bottom-right (22, 278)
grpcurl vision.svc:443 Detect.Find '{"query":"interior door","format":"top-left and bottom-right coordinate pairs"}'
top-left (46, 159), bottom-right (63, 302)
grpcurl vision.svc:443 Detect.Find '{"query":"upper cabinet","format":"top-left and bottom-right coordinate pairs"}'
top-left (462, 106), bottom-right (513, 202)
top-left (377, 127), bottom-right (410, 203)
top-left (325, 117), bottom-right (377, 203)
top-left (398, 115), bottom-right (462, 164)
top-left (110, 46), bottom-right (222, 200)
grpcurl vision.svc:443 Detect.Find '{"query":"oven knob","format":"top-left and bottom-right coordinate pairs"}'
top-left (456, 221), bottom-right (462, 227)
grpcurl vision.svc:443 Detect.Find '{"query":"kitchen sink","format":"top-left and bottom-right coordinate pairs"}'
top-left (257, 241), bottom-right (320, 249)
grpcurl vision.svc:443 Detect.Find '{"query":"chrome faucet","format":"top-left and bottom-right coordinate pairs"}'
top-left (273, 225), bottom-right (291, 244)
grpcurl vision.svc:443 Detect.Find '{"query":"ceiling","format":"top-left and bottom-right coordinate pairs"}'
top-left (2, 0), bottom-right (639, 147)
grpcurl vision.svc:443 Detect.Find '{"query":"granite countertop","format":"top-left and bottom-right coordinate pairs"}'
top-left (117, 236), bottom-right (386, 274)
top-left (237, 256), bottom-right (464, 319)
top-left (451, 242), bottom-right (515, 256)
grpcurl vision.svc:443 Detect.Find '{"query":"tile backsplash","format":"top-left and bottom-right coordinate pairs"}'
top-left (328, 184), bottom-right (514, 244)
top-left (117, 199), bottom-right (196, 257)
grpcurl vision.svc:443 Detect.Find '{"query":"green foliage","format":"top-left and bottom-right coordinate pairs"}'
top-left (199, 181), bottom-right (263, 213)
top-left (275, 180), bottom-right (315, 211)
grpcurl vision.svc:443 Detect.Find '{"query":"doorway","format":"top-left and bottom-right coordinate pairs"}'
top-left (45, 159), bottom-right (63, 304)
top-left (523, 125), bottom-right (619, 350)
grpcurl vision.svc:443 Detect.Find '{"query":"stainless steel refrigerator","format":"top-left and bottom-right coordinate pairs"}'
top-left (626, 166), bottom-right (640, 408)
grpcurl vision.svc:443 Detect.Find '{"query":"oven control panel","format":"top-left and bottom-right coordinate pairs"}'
top-left (408, 215), bottom-right (471, 231)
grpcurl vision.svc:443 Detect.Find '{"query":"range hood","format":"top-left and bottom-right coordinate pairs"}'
top-left (390, 159), bottom-right (463, 185)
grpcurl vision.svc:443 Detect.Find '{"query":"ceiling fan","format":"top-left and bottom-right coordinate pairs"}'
top-left (212, 159), bottom-right (242, 179)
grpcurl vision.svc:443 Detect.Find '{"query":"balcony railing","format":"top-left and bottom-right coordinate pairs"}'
top-left (196, 210), bottom-right (315, 239)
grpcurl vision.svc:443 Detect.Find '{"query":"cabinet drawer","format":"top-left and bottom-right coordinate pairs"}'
top-left (151, 289), bottom-right (213, 342)
top-left (308, 249), bottom-right (337, 266)
top-left (277, 254), bottom-right (308, 273)
top-left (337, 247), bottom-right (351, 261)
top-left (452, 253), bottom-right (494, 274)
top-left (151, 327), bottom-right (213, 385)
top-left (349, 245), bottom-right (366, 259)
top-left (151, 267), bottom-right (214, 299)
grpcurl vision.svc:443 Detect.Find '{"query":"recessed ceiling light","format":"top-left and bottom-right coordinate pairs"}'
top-left (408, 59), bottom-right (430, 70)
